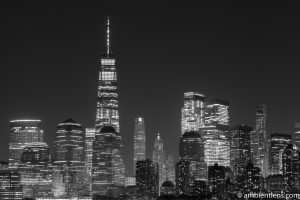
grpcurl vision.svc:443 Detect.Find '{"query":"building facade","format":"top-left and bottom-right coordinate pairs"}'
top-left (52, 118), bottom-right (87, 198)
top-left (153, 133), bottom-right (165, 189)
top-left (203, 99), bottom-right (230, 167)
top-left (133, 117), bottom-right (146, 175)
top-left (9, 119), bottom-right (44, 169)
top-left (136, 159), bottom-right (159, 200)
top-left (19, 142), bottom-right (52, 198)
top-left (95, 18), bottom-right (119, 133)
top-left (181, 92), bottom-right (205, 135)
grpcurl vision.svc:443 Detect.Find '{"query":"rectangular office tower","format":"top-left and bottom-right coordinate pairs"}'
top-left (9, 119), bottom-right (44, 169)
top-left (181, 92), bottom-right (205, 135)
top-left (133, 117), bottom-right (146, 176)
top-left (294, 122), bottom-right (300, 150)
top-left (251, 104), bottom-right (269, 177)
top-left (203, 99), bottom-right (230, 167)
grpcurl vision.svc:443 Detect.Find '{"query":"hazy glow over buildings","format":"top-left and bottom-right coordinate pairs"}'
top-left (9, 119), bottom-right (44, 169)
top-left (181, 92), bottom-right (205, 135)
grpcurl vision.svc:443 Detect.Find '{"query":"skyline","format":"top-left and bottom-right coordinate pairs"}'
top-left (1, 1), bottom-right (300, 176)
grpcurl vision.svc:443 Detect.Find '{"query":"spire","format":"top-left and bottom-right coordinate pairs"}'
top-left (106, 17), bottom-right (110, 55)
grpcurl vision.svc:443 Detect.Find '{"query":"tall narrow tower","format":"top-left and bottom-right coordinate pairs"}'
top-left (95, 17), bottom-right (119, 133)
top-left (133, 117), bottom-right (146, 175)
top-left (153, 133), bottom-right (165, 189)
top-left (93, 18), bottom-right (125, 196)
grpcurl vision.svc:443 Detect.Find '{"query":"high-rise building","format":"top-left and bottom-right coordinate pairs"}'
top-left (281, 144), bottom-right (294, 192)
top-left (92, 126), bottom-right (125, 196)
top-left (270, 133), bottom-right (292, 175)
top-left (0, 166), bottom-right (22, 200)
top-left (153, 133), bottom-right (165, 188)
top-left (52, 118), bottom-right (86, 198)
top-left (95, 17), bottom-right (119, 133)
top-left (164, 153), bottom-right (175, 183)
top-left (175, 159), bottom-right (190, 195)
top-left (92, 18), bottom-right (125, 197)
top-left (252, 104), bottom-right (269, 177)
top-left (179, 131), bottom-right (207, 180)
top-left (243, 162), bottom-right (260, 193)
top-left (208, 163), bottom-right (226, 198)
top-left (9, 119), bottom-right (44, 169)
top-left (229, 125), bottom-right (252, 187)
top-left (203, 99), bottom-right (230, 167)
top-left (294, 122), bottom-right (300, 149)
top-left (133, 117), bottom-right (146, 176)
top-left (136, 159), bottom-right (159, 200)
top-left (19, 142), bottom-right (52, 198)
top-left (181, 92), bottom-right (205, 135)
top-left (85, 128), bottom-right (95, 176)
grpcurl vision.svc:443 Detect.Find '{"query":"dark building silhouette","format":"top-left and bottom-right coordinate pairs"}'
top-left (267, 174), bottom-right (285, 193)
top-left (161, 180), bottom-right (175, 196)
top-left (175, 159), bottom-right (191, 195)
top-left (208, 163), bottom-right (225, 198)
top-left (136, 159), bottom-right (159, 200)
top-left (243, 162), bottom-right (261, 193)
top-left (179, 131), bottom-right (206, 180)
top-left (229, 125), bottom-right (252, 191)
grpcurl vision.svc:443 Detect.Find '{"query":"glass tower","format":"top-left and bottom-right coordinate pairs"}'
top-left (181, 92), bottom-right (205, 135)
top-left (153, 133), bottom-right (165, 189)
top-left (203, 99), bottom-right (230, 167)
top-left (52, 118), bottom-right (86, 198)
top-left (92, 18), bottom-right (125, 196)
top-left (252, 104), bottom-right (269, 177)
top-left (9, 119), bottom-right (44, 169)
top-left (294, 122), bottom-right (300, 150)
top-left (133, 117), bottom-right (146, 176)
top-left (95, 18), bottom-right (119, 133)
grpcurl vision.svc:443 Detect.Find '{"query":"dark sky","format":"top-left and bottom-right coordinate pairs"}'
top-left (1, 1), bottom-right (300, 175)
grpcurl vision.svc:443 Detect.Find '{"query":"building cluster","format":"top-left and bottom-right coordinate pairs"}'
top-left (2, 18), bottom-right (300, 200)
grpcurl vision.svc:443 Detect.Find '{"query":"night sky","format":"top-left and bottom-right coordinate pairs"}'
top-left (1, 1), bottom-right (300, 176)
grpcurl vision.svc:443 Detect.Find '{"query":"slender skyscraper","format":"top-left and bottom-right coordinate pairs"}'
top-left (95, 17), bottom-right (119, 133)
top-left (9, 119), bottom-right (44, 169)
top-left (93, 18), bottom-right (125, 196)
top-left (153, 133), bottom-right (165, 189)
top-left (252, 104), bottom-right (269, 177)
top-left (133, 117), bottom-right (146, 175)
top-left (85, 128), bottom-right (96, 176)
top-left (181, 92), bottom-right (205, 135)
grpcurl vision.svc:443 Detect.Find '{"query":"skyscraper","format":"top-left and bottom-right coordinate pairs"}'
top-left (19, 142), bottom-right (52, 198)
top-left (0, 163), bottom-right (22, 200)
top-left (203, 99), bottom-right (230, 167)
top-left (208, 163), bottom-right (226, 198)
top-left (92, 126), bottom-right (125, 196)
top-left (85, 128), bottom-right (95, 176)
top-left (294, 122), bottom-right (300, 150)
top-left (52, 118), bottom-right (86, 198)
top-left (252, 104), bottom-right (269, 177)
top-left (153, 133), bottom-right (165, 189)
top-left (179, 131), bottom-right (207, 180)
top-left (229, 125), bottom-right (252, 188)
top-left (92, 18), bottom-right (125, 197)
top-left (136, 159), bottom-right (159, 200)
top-left (95, 17), bottom-right (119, 133)
top-left (181, 92), bottom-right (205, 135)
top-left (270, 133), bottom-right (292, 175)
top-left (9, 119), bottom-right (44, 169)
top-left (133, 117), bottom-right (146, 176)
